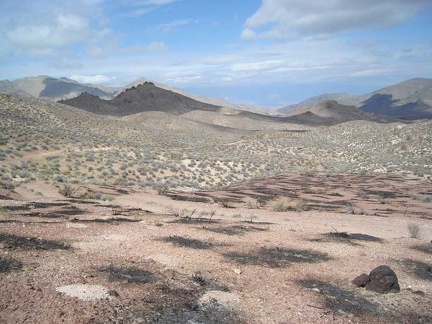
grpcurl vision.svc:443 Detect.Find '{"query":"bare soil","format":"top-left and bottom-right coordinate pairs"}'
top-left (1, 173), bottom-right (431, 323)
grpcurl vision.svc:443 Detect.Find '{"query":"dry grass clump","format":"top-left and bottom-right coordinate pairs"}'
top-left (407, 223), bottom-right (422, 239)
top-left (267, 197), bottom-right (307, 212)
top-left (245, 198), bottom-right (260, 209)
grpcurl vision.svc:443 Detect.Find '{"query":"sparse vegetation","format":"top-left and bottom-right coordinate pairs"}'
top-left (411, 194), bottom-right (432, 203)
top-left (58, 184), bottom-right (79, 198)
top-left (267, 197), bottom-right (306, 212)
top-left (407, 223), bottom-right (422, 239)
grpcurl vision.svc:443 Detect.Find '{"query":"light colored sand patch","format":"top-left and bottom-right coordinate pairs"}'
top-left (56, 284), bottom-right (109, 301)
top-left (145, 254), bottom-right (179, 268)
top-left (199, 291), bottom-right (240, 309)
top-left (66, 222), bottom-right (88, 229)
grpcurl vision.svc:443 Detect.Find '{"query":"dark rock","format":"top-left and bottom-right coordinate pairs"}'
top-left (108, 290), bottom-right (119, 297)
top-left (352, 273), bottom-right (370, 287)
top-left (413, 290), bottom-right (425, 297)
top-left (365, 265), bottom-right (400, 294)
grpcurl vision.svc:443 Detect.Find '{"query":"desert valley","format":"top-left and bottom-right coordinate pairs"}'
top-left (0, 76), bottom-right (432, 323)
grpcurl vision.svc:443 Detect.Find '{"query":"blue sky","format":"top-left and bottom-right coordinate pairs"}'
top-left (1, 0), bottom-right (432, 107)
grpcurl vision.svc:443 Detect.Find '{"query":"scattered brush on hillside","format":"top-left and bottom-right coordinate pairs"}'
top-left (267, 197), bottom-right (307, 212)
top-left (1, 95), bottom-right (432, 191)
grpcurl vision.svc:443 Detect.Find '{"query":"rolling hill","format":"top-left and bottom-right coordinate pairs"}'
top-left (287, 100), bottom-right (404, 125)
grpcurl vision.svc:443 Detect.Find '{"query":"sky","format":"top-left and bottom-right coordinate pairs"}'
top-left (1, 0), bottom-right (432, 108)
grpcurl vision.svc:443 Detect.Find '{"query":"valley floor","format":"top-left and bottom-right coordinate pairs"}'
top-left (1, 173), bottom-right (431, 323)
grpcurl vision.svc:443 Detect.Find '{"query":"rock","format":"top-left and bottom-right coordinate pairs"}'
top-left (163, 269), bottom-right (176, 280)
top-left (108, 290), bottom-right (119, 297)
top-left (365, 265), bottom-right (400, 294)
top-left (233, 268), bottom-right (242, 275)
top-left (352, 273), bottom-right (370, 287)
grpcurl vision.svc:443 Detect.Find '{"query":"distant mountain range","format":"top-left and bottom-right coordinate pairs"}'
top-left (0, 75), bottom-right (276, 115)
top-left (2, 75), bottom-right (431, 120)
top-left (278, 78), bottom-right (432, 120)
top-left (58, 82), bottom-right (404, 127)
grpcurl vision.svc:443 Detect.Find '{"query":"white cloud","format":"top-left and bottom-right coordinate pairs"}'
top-left (144, 42), bottom-right (167, 51)
top-left (138, 0), bottom-right (177, 4)
top-left (69, 74), bottom-right (116, 85)
top-left (7, 14), bottom-right (89, 56)
top-left (156, 19), bottom-right (192, 32)
top-left (121, 0), bottom-right (178, 16)
top-left (1, 0), bottom-right (113, 58)
top-left (50, 58), bottom-right (84, 69)
top-left (243, 0), bottom-right (431, 40)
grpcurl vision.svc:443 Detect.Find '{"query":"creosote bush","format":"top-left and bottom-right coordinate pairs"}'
top-left (59, 184), bottom-right (79, 198)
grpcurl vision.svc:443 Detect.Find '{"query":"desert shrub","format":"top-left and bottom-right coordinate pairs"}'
top-left (357, 189), bottom-right (368, 198)
top-left (1, 181), bottom-right (15, 190)
top-left (267, 197), bottom-right (307, 212)
top-left (245, 198), bottom-right (260, 209)
top-left (410, 194), bottom-right (432, 203)
top-left (345, 203), bottom-right (355, 214)
top-left (59, 184), bottom-right (79, 198)
top-left (407, 223), bottom-right (422, 239)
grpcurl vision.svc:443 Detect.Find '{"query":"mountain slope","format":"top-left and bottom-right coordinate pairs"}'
top-left (278, 78), bottom-right (432, 120)
top-left (12, 76), bottom-right (114, 100)
top-left (60, 82), bottom-right (221, 116)
top-left (0, 80), bottom-right (32, 98)
top-left (360, 78), bottom-right (432, 119)
top-left (123, 78), bottom-right (278, 116)
top-left (278, 93), bottom-right (361, 115)
top-left (290, 100), bottom-right (404, 124)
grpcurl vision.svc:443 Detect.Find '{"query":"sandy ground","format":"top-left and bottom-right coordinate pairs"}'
top-left (1, 173), bottom-right (431, 323)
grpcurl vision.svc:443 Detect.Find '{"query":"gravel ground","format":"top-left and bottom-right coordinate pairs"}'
top-left (1, 174), bottom-right (431, 323)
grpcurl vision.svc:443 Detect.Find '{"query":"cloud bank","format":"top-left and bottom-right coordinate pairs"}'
top-left (242, 0), bottom-right (431, 40)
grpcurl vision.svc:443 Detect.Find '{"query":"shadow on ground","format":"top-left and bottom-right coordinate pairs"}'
top-left (223, 247), bottom-right (330, 268)
top-left (411, 244), bottom-right (432, 255)
top-left (97, 262), bottom-right (244, 323)
top-left (201, 224), bottom-right (269, 236)
top-left (395, 259), bottom-right (432, 281)
top-left (312, 231), bottom-right (384, 245)
top-left (0, 233), bottom-right (70, 250)
top-left (100, 264), bottom-right (157, 283)
top-left (162, 235), bottom-right (214, 250)
top-left (299, 279), bottom-right (384, 317)
top-left (0, 257), bottom-right (22, 273)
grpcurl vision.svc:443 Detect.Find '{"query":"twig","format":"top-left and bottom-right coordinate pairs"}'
top-left (307, 304), bottom-right (327, 310)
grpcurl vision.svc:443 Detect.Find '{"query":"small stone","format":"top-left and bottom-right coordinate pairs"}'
top-left (311, 288), bottom-right (321, 293)
top-left (352, 273), bottom-right (370, 287)
top-left (163, 269), bottom-right (176, 279)
top-left (413, 290), bottom-right (425, 297)
top-left (108, 290), bottom-right (119, 297)
top-left (233, 268), bottom-right (242, 275)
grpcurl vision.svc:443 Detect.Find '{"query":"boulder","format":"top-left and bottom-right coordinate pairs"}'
top-left (365, 265), bottom-right (400, 294)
